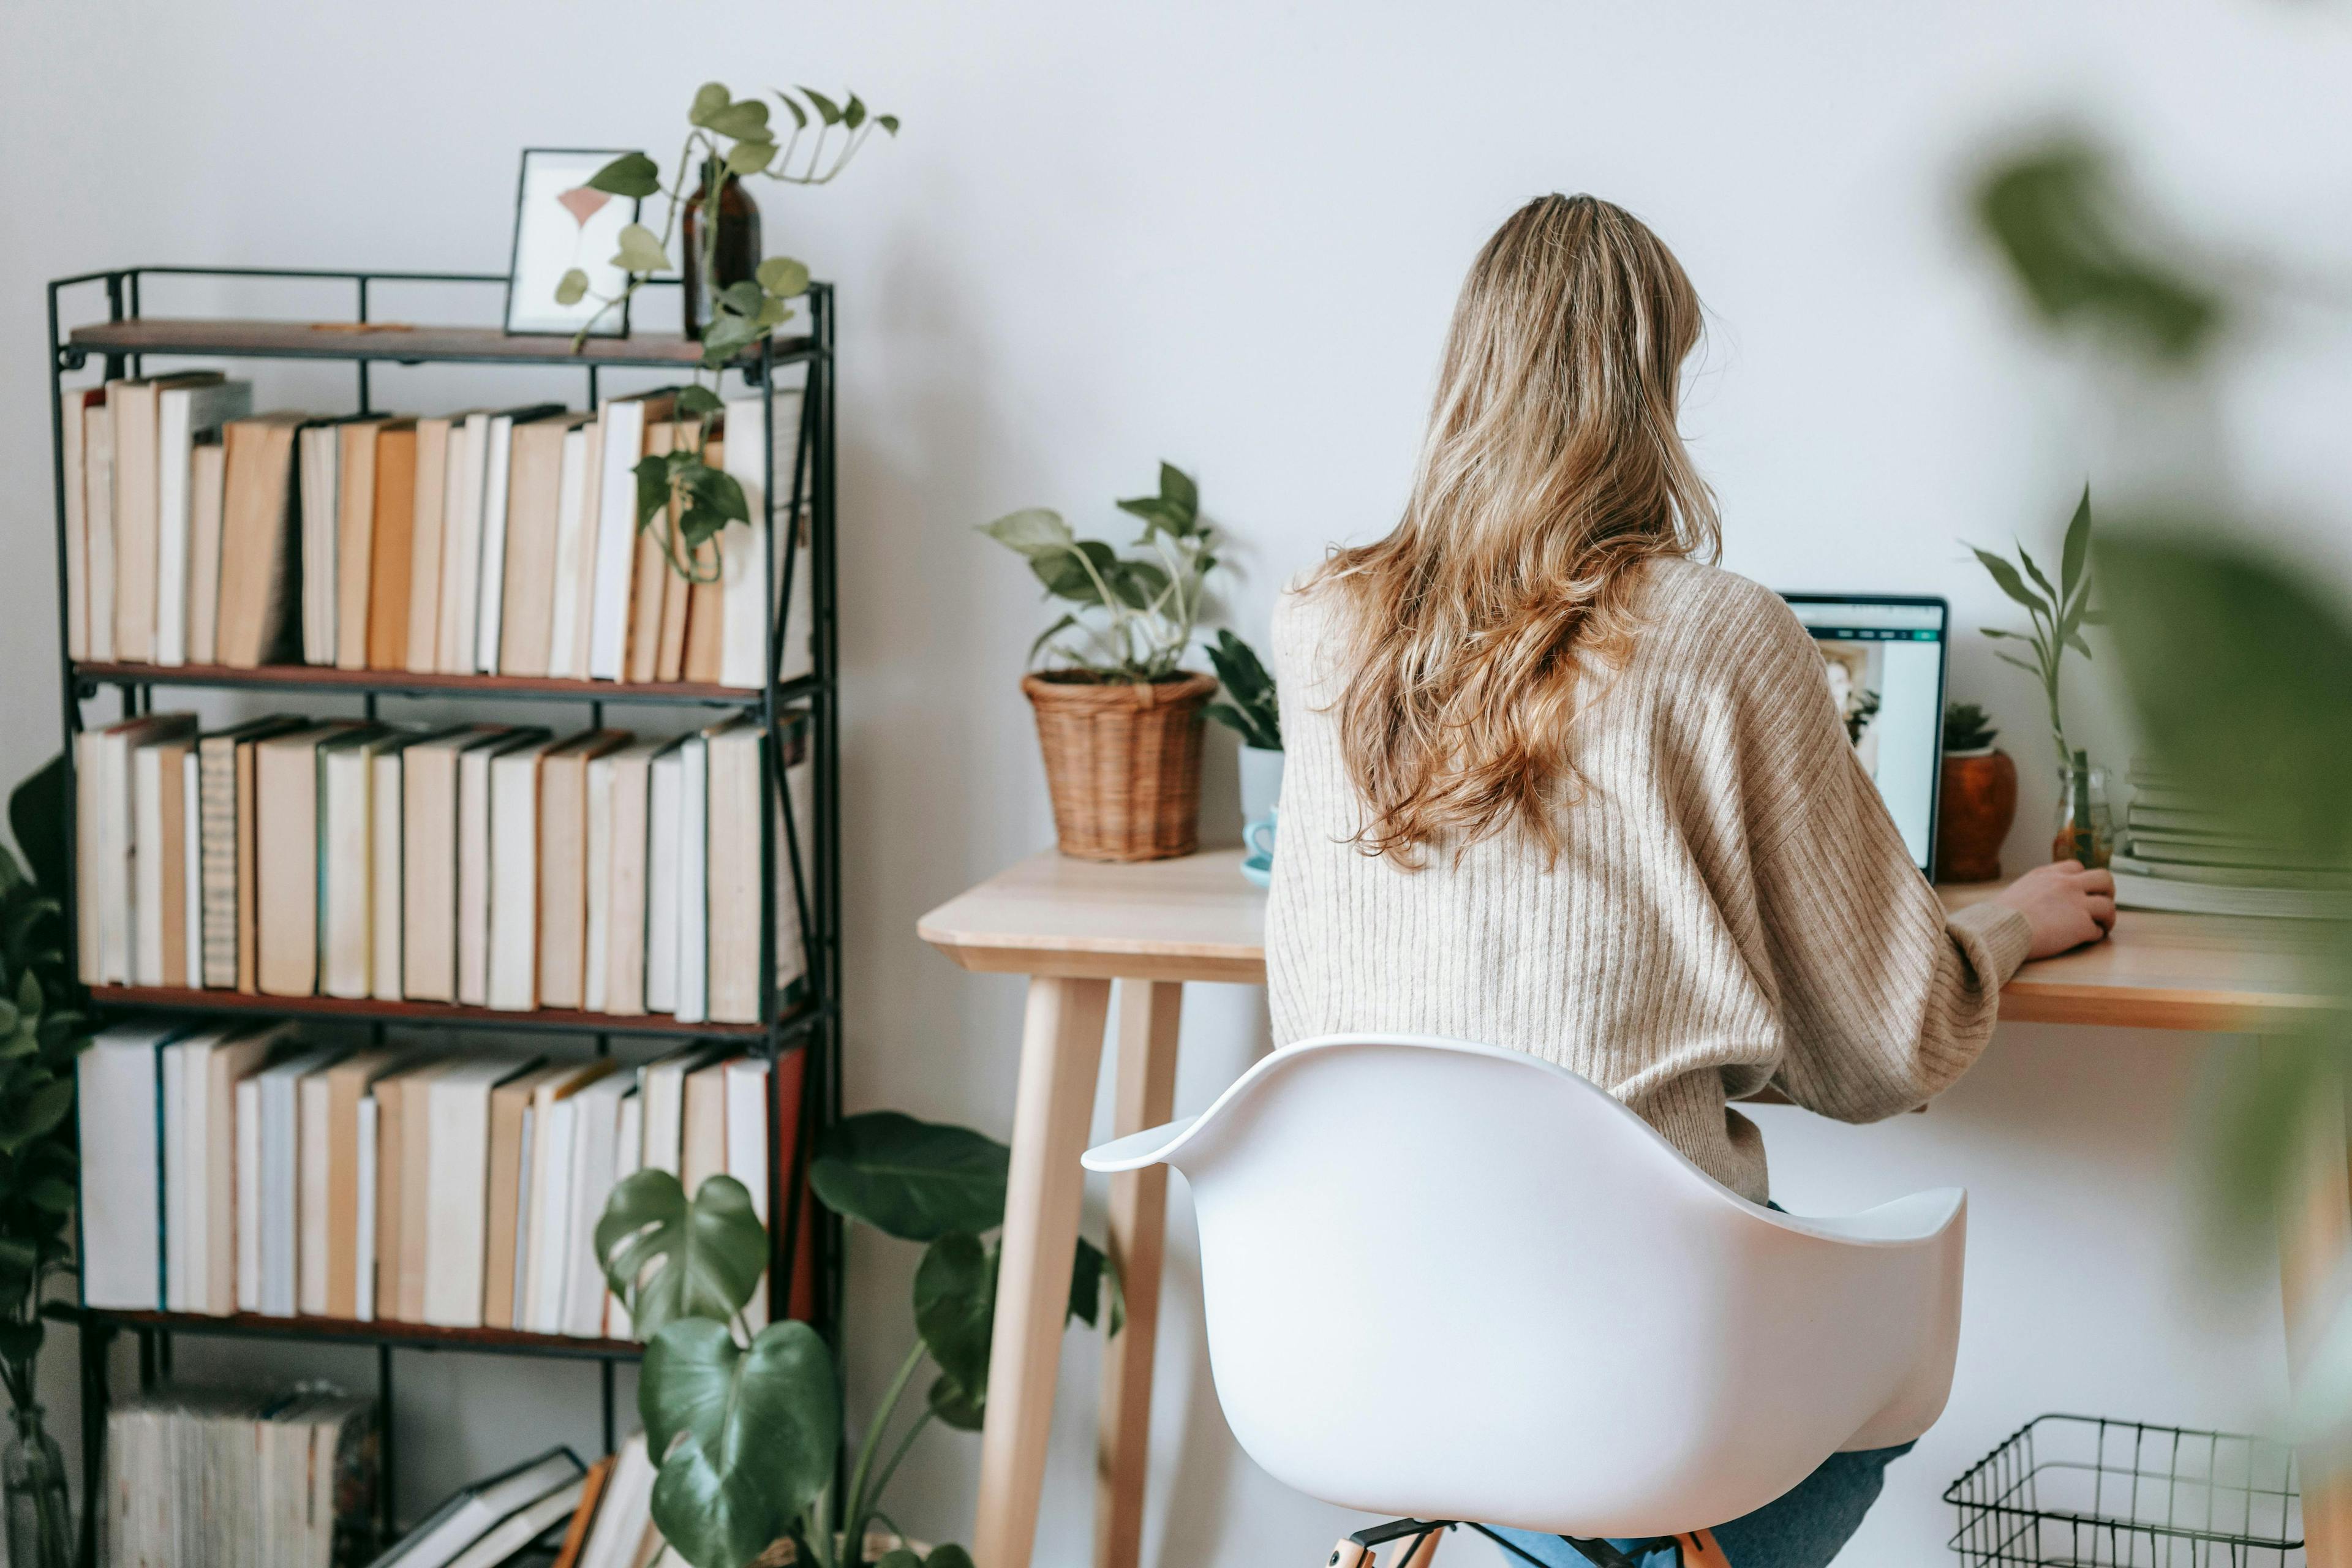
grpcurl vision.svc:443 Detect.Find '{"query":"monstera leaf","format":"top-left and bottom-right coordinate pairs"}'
top-left (908, 1231), bottom-right (1118, 1431)
top-left (809, 1112), bottom-right (1010, 1242)
top-left (595, 1170), bottom-right (766, 1338)
top-left (644, 1317), bottom-right (840, 1568)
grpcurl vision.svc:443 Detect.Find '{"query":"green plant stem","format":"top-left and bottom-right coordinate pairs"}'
top-left (842, 1341), bottom-right (929, 1544)
top-left (858, 1410), bottom-right (935, 1531)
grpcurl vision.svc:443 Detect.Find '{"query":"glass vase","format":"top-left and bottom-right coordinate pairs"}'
top-left (2051, 753), bottom-right (2114, 869)
top-left (682, 161), bottom-right (763, 339)
top-left (4, 1403), bottom-right (75, 1568)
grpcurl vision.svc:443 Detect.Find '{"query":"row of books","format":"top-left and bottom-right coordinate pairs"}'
top-left (77, 1019), bottom-right (814, 1337)
top-left (375, 1441), bottom-right (680, 1568)
top-left (59, 375), bottom-right (810, 687)
top-left (104, 1387), bottom-right (376, 1568)
top-left (2111, 759), bottom-right (2352, 919)
top-left (75, 709), bottom-right (810, 1021)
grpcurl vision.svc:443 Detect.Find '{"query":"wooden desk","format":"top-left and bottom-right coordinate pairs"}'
top-left (919, 849), bottom-right (2345, 1568)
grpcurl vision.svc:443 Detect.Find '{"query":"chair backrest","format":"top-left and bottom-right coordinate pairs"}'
top-left (1082, 1035), bottom-right (1965, 1537)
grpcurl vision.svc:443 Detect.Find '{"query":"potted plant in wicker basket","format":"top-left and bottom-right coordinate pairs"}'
top-left (1936, 702), bottom-right (2018, 883)
top-left (981, 463), bottom-right (1219, 861)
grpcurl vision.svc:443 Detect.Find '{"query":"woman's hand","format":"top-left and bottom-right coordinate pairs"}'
top-left (1994, 859), bottom-right (2118, 958)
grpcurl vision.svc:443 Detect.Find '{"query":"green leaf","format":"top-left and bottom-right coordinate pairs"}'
top-left (927, 1373), bottom-right (985, 1432)
top-left (773, 91), bottom-right (810, 130)
top-left (725, 138), bottom-right (776, 176)
top-left (978, 509), bottom-right (1076, 559)
top-left (717, 281), bottom-right (764, 318)
top-left (647, 1320), bottom-right (840, 1568)
top-left (676, 384), bottom-right (726, 418)
top-left (26, 1177), bottom-right (73, 1214)
top-left (1994, 652), bottom-right (2043, 677)
top-left (1111, 559), bottom-right (1171, 611)
top-left (810, 1112), bottom-right (1009, 1242)
top-left (613, 222), bottom-right (670, 276)
top-left (587, 151), bottom-right (662, 201)
top-left (8, 755), bottom-right (66, 896)
top-left (707, 99), bottom-right (772, 140)
top-left (1116, 496), bottom-right (1191, 541)
top-left (683, 466), bottom-right (750, 527)
top-left (689, 83), bottom-right (734, 129)
top-left (554, 269), bottom-right (590, 307)
top-left (2017, 543), bottom-right (2059, 606)
top-left (699, 311), bottom-right (763, 363)
top-left (2060, 485), bottom-right (2093, 606)
top-left (876, 115), bottom-right (902, 135)
top-left (641, 1316), bottom-right (741, 1459)
top-left (801, 87), bottom-right (844, 126)
top-left (594, 1169), bottom-right (768, 1338)
top-left (925, 1546), bottom-right (974, 1568)
top-left (1031, 542), bottom-right (1120, 607)
top-left (1158, 462), bottom-right (1198, 520)
top-left (1968, 545), bottom-right (2051, 618)
top-left (1068, 1237), bottom-right (1104, 1328)
top-left (753, 293), bottom-right (792, 331)
top-left (635, 454), bottom-right (672, 533)
top-left (1028, 613), bottom-right (1080, 666)
top-left (875, 1552), bottom-right (922, 1568)
top-left (0, 1074), bottom-right (70, 1154)
top-left (844, 94), bottom-right (867, 130)
top-left (755, 257), bottom-right (810, 298)
top-left (912, 1233), bottom-right (994, 1399)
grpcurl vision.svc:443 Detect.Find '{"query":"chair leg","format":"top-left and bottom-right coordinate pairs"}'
top-left (1675, 1531), bottom-right (1731, 1567)
top-left (1327, 1540), bottom-right (1374, 1568)
top-left (1398, 1527), bottom-right (1442, 1568)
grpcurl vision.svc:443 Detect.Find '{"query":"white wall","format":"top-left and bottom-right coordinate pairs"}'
top-left (6, 2), bottom-right (2349, 1561)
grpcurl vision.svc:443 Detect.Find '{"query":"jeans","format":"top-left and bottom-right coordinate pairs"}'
top-left (1482, 1442), bottom-right (1915, 1568)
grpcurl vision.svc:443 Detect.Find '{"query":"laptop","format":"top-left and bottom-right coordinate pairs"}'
top-left (1779, 594), bottom-right (1950, 878)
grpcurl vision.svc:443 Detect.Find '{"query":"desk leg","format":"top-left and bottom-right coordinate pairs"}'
top-left (1096, 981), bottom-right (1183, 1568)
top-left (2275, 1041), bottom-right (2352, 1568)
top-left (975, 975), bottom-right (1114, 1568)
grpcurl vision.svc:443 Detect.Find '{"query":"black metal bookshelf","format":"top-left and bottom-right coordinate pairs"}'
top-left (43, 265), bottom-right (846, 1564)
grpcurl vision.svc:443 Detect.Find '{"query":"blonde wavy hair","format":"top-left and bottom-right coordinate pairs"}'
top-left (1308, 192), bottom-right (1720, 865)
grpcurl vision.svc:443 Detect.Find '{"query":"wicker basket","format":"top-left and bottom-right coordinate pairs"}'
top-left (1023, 671), bottom-right (1216, 861)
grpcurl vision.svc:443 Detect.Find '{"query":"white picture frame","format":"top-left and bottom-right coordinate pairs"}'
top-left (504, 148), bottom-right (643, 338)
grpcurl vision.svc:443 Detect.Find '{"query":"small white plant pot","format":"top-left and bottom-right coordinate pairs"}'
top-left (1238, 745), bottom-right (1284, 834)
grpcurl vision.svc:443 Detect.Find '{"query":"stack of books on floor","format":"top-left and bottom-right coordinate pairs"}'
top-left (368, 1446), bottom-right (592, 1568)
top-left (77, 1022), bottom-right (816, 1336)
top-left (59, 374), bottom-right (811, 686)
top-left (2112, 759), bottom-right (2352, 919)
top-left (543, 1437), bottom-right (677, 1568)
top-left (103, 1385), bottom-right (376, 1567)
top-left (74, 708), bottom-right (812, 1022)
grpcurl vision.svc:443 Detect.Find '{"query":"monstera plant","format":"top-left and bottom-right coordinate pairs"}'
top-left (597, 1111), bottom-right (1115, 1568)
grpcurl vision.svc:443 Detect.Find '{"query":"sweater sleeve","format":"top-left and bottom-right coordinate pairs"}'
top-left (1727, 591), bottom-right (2035, 1121)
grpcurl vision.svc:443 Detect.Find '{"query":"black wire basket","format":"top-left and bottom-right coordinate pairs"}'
top-left (1947, 1415), bottom-right (2304, 1566)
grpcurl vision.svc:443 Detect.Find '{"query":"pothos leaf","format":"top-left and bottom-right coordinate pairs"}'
top-left (586, 151), bottom-right (662, 201)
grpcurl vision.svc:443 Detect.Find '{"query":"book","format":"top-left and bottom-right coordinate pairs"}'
top-left (644, 743), bottom-right (687, 1014)
top-left (548, 415), bottom-right (606, 681)
top-left (357, 1091), bottom-right (380, 1320)
top-left (448, 1475), bottom-right (589, 1568)
top-left (488, 732), bottom-right (569, 1010)
top-left (680, 434), bottom-right (726, 685)
top-left (540, 731), bottom-right (631, 1009)
top-left (324, 1049), bottom-right (406, 1319)
top-left (673, 729), bottom-right (710, 1022)
top-left (335, 417), bottom-right (396, 669)
top-left (196, 715), bottom-right (307, 991)
top-left (132, 732), bottom-right (197, 987)
top-left (652, 420), bottom-right (703, 684)
top-left (399, 725), bottom-right (512, 1001)
top-left (774, 1045), bottom-right (817, 1323)
top-left (625, 419), bottom-right (680, 684)
top-left (156, 377), bottom-right (254, 665)
top-left (215, 412), bottom-right (311, 668)
top-left (423, 1055), bottom-right (541, 1328)
top-left (498, 412), bottom-right (591, 676)
top-left (186, 438), bottom-right (230, 664)
top-left (705, 717), bottom-right (764, 1023)
top-left (519, 1059), bottom-right (617, 1334)
top-left (484, 1062), bottom-right (573, 1330)
top-left (238, 1072), bottom-right (263, 1311)
top-left (587, 391), bottom-right (674, 681)
top-left (197, 1023), bottom-right (289, 1314)
top-left (721, 390), bottom-right (812, 687)
top-left (80, 712), bottom-right (197, 986)
top-left (368, 420), bottom-right (422, 670)
top-left (637, 1044), bottom-right (723, 1177)
top-left (460, 729), bottom-right (551, 1006)
top-left (2112, 855), bottom-right (2352, 918)
top-left (606, 1088), bottom-right (644, 1336)
top-left (300, 418), bottom-right (349, 665)
top-left (405, 413), bottom-right (463, 673)
top-left (477, 407), bottom-right (570, 674)
top-left (161, 1027), bottom-right (222, 1311)
top-left (368, 1447), bottom-right (584, 1568)
top-left (320, 727), bottom-right (407, 999)
top-left (107, 1388), bottom-right (375, 1568)
top-left (598, 737), bottom-right (677, 1016)
top-left (725, 1054), bottom-right (772, 1327)
top-left (438, 411), bottom-right (489, 673)
top-left (256, 1046), bottom-right (350, 1316)
top-left (551, 1454), bottom-right (617, 1568)
top-left (254, 723), bottom-right (358, 997)
top-left (575, 1436), bottom-right (657, 1568)
top-left (111, 372), bottom-right (225, 663)
top-left (560, 1074), bottom-right (635, 1336)
top-left (372, 1057), bottom-right (451, 1324)
top-left (85, 400), bottom-right (117, 660)
top-left (61, 386), bottom-right (104, 660)
top-left (680, 1055), bottom-right (729, 1198)
top-left (775, 709), bottom-right (816, 1007)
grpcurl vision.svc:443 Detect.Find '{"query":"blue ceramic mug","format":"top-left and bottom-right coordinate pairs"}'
top-left (1246, 809), bottom-right (1278, 861)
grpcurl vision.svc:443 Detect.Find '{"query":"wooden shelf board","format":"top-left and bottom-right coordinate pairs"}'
top-left (67, 316), bottom-right (814, 369)
top-left (75, 660), bottom-right (767, 707)
top-left (53, 1303), bottom-right (642, 1360)
top-left (88, 984), bottom-right (777, 1039)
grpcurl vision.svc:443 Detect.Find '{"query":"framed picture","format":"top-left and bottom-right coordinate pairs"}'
top-left (504, 147), bottom-right (643, 337)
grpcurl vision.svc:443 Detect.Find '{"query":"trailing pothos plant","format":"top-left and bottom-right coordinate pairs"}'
top-left (0, 757), bottom-right (94, 1430)
top-left (981, 462), bottom-right (1219, 682)
top-left (567, 82), bottom-right (899, 584)
top-left (595, 1110), bottom-right (1117, 1568)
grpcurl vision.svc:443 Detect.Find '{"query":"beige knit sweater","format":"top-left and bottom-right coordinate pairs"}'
top-left (1265, 557), bottom-right (2032, 1202)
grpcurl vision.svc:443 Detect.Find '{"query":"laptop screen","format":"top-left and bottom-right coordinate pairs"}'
top-left (1779, 595), bottom-right (1950, 875)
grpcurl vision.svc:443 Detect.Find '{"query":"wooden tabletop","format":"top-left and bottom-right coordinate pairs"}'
top-left (918, 849), bottom-right (2337, 1033)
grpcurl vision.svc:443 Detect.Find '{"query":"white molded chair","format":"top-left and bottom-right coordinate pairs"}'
top-left (1082, 1035), bottom-right (1966, 1567)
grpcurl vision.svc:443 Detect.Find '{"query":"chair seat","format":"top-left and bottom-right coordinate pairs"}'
top-left (1082, 1034), bottom-right (1966, 1538)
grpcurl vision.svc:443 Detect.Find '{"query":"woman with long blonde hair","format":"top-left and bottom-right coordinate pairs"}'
top-left (1264, 194), bottom-right (2114, 1566)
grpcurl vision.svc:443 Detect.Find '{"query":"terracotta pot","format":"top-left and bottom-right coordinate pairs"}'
top-left (1937, 749), bottom-right (2018, 883)
top-left (1023, 671), bottom-right (1216, 861)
